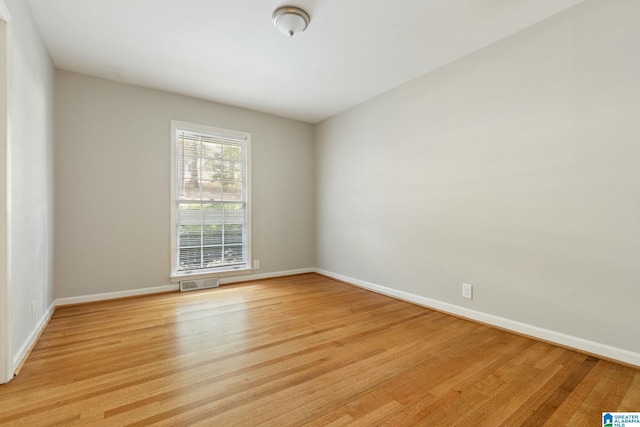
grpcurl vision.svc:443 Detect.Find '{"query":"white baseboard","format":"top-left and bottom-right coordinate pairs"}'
top-left (315, 268), bottom-right (640, 367)
top-left (18, 267), bottom-right (635, 374)
top-left (219, 268), bottom-right (316, 285)
top-left (55, 284), bottom-right (179, 307)
top-left (55, 268), bottom-right (316, 306)
top-left (13, 301), bottom-right (56, 372)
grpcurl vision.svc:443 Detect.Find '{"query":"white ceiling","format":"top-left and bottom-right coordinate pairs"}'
top-left (27, 0), bottom-right (583, 123)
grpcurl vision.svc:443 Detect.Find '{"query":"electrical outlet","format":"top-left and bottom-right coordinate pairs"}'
top-left (462, 283), bottom-right (473, 299)
top-left (31, 300), bottom-right (36, 320)
top-left (253, 260), bottom-right (260, 270)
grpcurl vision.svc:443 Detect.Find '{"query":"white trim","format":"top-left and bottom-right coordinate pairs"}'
top-left (315, 268), bottom-right (640, 367)
top-left (169, 120), bottom-right (252, 277)
top-left (170, 267), bottom-right (253, 283)
top-left (12, 301), bottom-right (54, 371)
top-left (55, 284), bottom-right (179, 307)
top-left (0, 10), bottom-right (10, 384)
top-left (0, 1), bottom-right (10, 21)
top-left (219, 268), bottom-right (315, 285)
top-left (58, 268), bottom-right (315, 306)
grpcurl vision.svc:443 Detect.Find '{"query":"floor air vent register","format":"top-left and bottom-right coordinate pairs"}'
top-left (179, 278), bottom-right (220, 292)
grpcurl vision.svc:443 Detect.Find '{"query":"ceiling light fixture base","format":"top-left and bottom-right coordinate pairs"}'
top-left (272, 6), bottom-right (310, 37)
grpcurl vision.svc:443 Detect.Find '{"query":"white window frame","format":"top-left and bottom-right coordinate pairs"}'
top-left (0, 6), bottom-right (11, 384)
top-left (170, 120), bottom-right (251, 280)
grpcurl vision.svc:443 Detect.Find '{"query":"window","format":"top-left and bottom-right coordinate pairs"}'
top-left (170, 121), bottom-right (251, 277)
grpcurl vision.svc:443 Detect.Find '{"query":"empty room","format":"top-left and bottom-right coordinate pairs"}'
top-left (1, 0), bottom-right (639, 425)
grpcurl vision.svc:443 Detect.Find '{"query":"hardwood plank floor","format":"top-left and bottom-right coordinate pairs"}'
top-left (0, 273), bottom-right (638, 426)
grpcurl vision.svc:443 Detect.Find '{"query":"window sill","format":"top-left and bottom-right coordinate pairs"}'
top-left (170, 267), bottom-right (253, 283)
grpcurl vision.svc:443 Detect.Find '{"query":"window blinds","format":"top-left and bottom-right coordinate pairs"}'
top-left (175, 129), bottom-right (247, 272)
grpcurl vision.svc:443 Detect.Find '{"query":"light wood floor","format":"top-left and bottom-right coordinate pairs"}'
top-left (0, 273), bottom-right (638, 426)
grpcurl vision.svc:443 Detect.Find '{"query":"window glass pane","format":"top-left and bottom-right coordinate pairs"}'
top-left (179, 225), bottom-right (201, 248)
top-left (203, 224), bottom-right (222, 245)
top-left (224, 224), bottom-right (243, 244)
top-left (178, 138), bottom-right (199, 157)
top-left (202, 203), bottom-right (224, 223)
top-left (179, 247), bottom-right (201, 271)
top-left (178, 203), bottom-right (203, 225)
top-left (177, 157), bottom-right (202, 200)
top-left (223, 203), bottom-right (244, 224)
top-left (203, 247), bottom-right (223, 267)
top-left (223, 245), bottom-right (244, 264)
top-left (173, 123), bottom-right (249, 273)
top-left (222, 161), bottom-right (242, 182)
top-left (200, 180), bottom-right (221, 201)
top-left (201, 159), bottom-right (222, 181)
top-left (223, 144), bottom-right (242, 161)
top-left (202, 142), bottom-right (222, 159)
top-left (222, 183), bottom-right (242, 201)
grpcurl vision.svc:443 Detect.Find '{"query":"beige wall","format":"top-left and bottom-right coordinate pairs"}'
top-left (55, 71), bottom-right (315, 298)
top-left (315, 0), bottom-right (640, 354)
top-left (3, 0), bottom-right (55, 371)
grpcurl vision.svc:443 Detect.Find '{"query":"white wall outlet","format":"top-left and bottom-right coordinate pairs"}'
top-left (462, 283), bottom-right (473, 299)
top-left (253, 260), bottom-right (260, 270)
top-left (31, 300), bottom-right (36, 320)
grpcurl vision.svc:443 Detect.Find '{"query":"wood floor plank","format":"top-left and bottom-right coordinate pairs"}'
top-left (0, 273), bottom-right (638, 426)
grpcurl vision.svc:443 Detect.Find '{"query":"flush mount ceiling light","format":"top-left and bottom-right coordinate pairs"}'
top-left (272, 6), bottom-right (310, 37)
